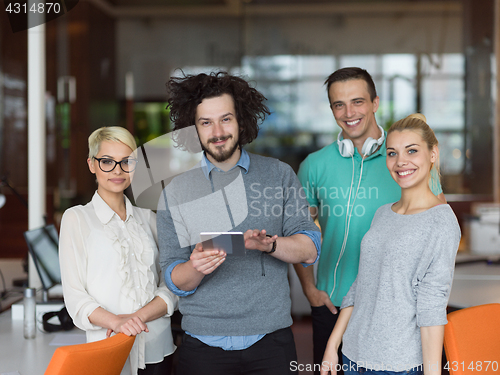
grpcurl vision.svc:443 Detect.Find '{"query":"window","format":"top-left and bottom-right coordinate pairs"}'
top-left (241, 53), bottom-right (465, 182)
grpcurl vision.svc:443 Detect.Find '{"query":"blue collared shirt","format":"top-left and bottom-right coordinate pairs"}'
top-left (200, 148), bottom-right (250, 180)
top-left (165, 150), bottom-right (321, 350)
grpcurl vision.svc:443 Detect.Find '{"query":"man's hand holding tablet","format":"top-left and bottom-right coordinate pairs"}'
top-left (200, 232), bottom-right (246, 256)
top-left (189, 242), bottom-right (226, 275)
top-left (200, 230), bottom-right (278, 256)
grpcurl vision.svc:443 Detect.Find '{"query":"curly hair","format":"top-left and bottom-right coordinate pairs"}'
top-left (166, 71), bottom-right (270, 149)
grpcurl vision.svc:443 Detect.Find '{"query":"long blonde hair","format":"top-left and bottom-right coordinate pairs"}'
top-left (388, 113), bottom-right (440, 184)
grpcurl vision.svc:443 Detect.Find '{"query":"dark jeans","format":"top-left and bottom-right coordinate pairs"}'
top-left (138, 355), bottom-right (173, 375)
top-left (342, 354), bottom-right (423, 375)
top-left (177, 327), bottom-right (298, 375)
top-left (311, 305), bottom-right (343, 375)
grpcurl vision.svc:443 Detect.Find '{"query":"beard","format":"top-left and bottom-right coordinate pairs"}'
top-left (202, 134), bottom-right (240, 163)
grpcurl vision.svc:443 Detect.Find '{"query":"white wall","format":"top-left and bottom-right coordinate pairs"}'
top-left (117, 18), bottom-right (242, 100)
top-left (116, 6), bottom-right (462, 99)
top-left (0, 259), bottom-right (25, 290)
top-left (245, 13), bottom-right (462, 56)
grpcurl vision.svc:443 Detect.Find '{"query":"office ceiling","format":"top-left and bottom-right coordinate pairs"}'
top-left (90, 0), bottom-right (461, 18)
top-left (105, 0), bottom-right (458, 5)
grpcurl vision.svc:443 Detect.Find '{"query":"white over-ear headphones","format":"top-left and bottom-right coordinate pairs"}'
top-left (337, 124), bottom-right (385, 158)
top-left (329, 123), bottom-right (385, 301)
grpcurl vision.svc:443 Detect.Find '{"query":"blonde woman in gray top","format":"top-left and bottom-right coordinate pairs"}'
top-left (321, 114), bottom-right (460, 375)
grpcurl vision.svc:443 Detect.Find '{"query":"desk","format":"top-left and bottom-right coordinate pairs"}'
top-left (448, 255), bottom-right (500, 309)
top-left (0, 310), bottom-right (85, 375)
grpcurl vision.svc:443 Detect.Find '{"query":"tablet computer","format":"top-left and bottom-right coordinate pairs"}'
top-left (200, 232), bottom-right (246, 256)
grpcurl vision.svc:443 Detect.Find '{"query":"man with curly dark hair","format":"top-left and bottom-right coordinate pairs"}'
top-left (157, 71), bottom-right (321, 375)
top-left (167, 71), bottom-right (268, 149)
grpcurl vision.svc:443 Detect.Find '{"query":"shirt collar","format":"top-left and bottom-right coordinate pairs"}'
top-left (92, 191), bottom-right (139, 224)
top-left (200, 149), bottom-right (250, 180)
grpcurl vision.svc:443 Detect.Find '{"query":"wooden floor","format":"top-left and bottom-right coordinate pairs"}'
top-left (291, 315), bottom-right (315, 374)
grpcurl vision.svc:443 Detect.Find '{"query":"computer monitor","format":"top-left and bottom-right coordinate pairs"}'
top-left (23, 224), bottom-right (61, 302)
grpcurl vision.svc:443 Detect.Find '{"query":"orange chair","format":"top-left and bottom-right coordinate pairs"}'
top-left (444, 303), bottom-right (500, 375)
top-left (44, 333), bottom-right (135, 375)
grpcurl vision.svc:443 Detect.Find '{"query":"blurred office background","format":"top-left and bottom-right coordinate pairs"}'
top-left (0, 0), bottom-right (499, 295)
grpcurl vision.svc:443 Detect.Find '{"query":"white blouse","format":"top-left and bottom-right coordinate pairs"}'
top-left (59, 192), bottom-right (178, 375)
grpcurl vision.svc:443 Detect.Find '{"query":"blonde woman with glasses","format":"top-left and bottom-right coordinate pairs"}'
top-left (59, 126), bottom-right (178, 375)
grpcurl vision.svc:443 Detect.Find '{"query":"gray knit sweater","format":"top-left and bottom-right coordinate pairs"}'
top-left (341, 203), bottom-right (461, 371)
top-left (157, 152), bottom-right (320, 336)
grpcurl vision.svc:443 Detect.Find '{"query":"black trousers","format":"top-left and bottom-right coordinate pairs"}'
top-left (311, 305), bottom-right (344, 375)
top-left (177, 327), bottom-right (298, 375)
top-left (138, 355), bottom-right (173, 375)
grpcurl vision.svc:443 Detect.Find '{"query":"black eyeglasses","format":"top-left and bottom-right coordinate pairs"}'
top-left (93, 157), bottom-right (138, 173)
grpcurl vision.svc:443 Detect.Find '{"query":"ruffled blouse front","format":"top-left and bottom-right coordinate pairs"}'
top-left (104, 217), bottom-right (156, 310)
top-left (59, 192), bottom-right (178, 375)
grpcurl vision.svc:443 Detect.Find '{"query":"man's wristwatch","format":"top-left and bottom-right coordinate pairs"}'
top-left (265, 234), bottom-right (277, 254)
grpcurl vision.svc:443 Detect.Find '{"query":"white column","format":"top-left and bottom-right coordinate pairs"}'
top-left (28, 16), bottom-right (46, 288)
